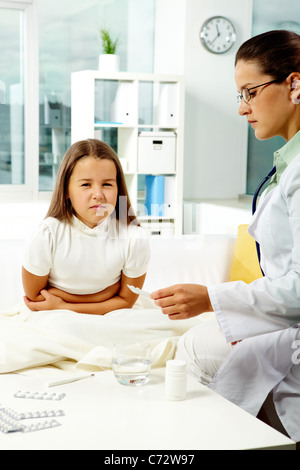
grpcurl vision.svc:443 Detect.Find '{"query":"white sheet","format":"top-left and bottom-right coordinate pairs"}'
top-left (0, 301), bottom-right (211, 375)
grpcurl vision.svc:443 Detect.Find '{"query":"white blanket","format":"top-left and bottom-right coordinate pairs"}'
top-left (0, 301), bottom-right (210, 376)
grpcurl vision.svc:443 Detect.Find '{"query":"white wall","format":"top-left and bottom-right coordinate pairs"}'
top-left (127, 0), bottom-right (155, 73)
top-left (155, 0), bottom-right (253, 200)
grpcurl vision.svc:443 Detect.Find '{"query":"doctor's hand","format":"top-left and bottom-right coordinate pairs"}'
top-left (151, 284), bottom-right (213, 320)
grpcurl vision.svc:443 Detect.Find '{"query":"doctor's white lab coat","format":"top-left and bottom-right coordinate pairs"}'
top-left (208, 152), bottom-right (300, 442)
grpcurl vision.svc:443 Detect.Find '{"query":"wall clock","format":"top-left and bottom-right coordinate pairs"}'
top-left (200, 16), bottom-right (236, 54)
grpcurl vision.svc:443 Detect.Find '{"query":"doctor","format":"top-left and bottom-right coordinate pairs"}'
top-left (151, 30), bottom-right (300, 442)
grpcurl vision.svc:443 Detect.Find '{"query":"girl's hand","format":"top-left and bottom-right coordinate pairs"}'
top-left (150, 284), bottom-right (213, 320)
top-left (24, 289), bottom-right (65, 311)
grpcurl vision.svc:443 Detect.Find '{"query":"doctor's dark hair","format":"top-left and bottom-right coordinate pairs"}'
top-left (235, 30), bottom-right (300, 79)
top-left (46, 138), bottom-right (139, 226)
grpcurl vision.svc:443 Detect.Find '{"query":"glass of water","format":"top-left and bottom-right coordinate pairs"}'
top-left (112, 341), bottom-right (151, 386)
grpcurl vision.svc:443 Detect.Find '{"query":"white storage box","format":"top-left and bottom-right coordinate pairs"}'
top-left (140, 220), bottom-right (175, 238)
top-left (138, 132), bottom-right (176, 174)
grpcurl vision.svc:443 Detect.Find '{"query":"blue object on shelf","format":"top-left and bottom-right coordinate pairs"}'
top-left (145, 175), bottom-right (165, 216)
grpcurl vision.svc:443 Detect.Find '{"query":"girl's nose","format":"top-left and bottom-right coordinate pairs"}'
top-left (93, 186), bottom-right (104, 200)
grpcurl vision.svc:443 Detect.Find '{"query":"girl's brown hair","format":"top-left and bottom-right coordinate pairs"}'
top-left (235, 30), bottom-right (300, 80)
top-left (46, 139), bottom-right (139, 226)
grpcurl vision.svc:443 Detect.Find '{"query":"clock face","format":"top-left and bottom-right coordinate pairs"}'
top-left (200, 16), bottom-right (236, 54)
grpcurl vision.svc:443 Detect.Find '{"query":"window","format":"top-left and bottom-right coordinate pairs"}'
top-left (0, 0), bottom-right (38, 200)
top-left (0, 0), bottom-right (155, 199)
top-left (38, 0), bottom-right (155, 192)
top-left (0, 7), bottom-right (25, 185)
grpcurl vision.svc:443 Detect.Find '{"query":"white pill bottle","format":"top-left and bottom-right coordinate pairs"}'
top-left (165, 359), bottom-right (187, 401)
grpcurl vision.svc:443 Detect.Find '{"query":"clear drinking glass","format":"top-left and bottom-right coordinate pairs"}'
top-left (112, 341), bottom-right (151, 386)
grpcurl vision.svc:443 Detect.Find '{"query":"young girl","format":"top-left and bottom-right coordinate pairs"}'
top-left (152, 30), bottom-right (300, 442)
top-left (23, 139), bottom-right (150, 315)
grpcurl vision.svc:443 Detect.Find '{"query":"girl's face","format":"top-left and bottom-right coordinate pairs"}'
top-left (235, 60), bottom-right (298, 141)
top-left (67, 156), bottom-right (118, 228)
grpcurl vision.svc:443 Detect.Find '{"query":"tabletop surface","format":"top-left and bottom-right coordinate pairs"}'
top-left (0, 369), bottom-right (296, 451)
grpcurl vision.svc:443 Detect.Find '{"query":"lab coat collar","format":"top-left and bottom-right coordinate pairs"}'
top-left (273, 130), bottom-right (300, 180)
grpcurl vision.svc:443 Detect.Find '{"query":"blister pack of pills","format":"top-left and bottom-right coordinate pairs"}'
top-left (18, 409), bottom-right (65, 420)
top-left (0, 405), bottom-right (65, 434)
top-left (0, 410), bottom-right (23, 433)
top-left (21, 420), bottom-right (62, 434)
top-left (14, 390), bottom-right (65, 401)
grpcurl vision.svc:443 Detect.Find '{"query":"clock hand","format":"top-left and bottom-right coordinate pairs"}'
top-left (210, 24), bottom-right (221, 44)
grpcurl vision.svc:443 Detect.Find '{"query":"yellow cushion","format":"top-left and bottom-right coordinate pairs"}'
top-left (229, 224), bottom-right (263, 283)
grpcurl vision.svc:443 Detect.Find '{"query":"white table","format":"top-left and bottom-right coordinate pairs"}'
top-left (0, 369), bottom-right (296, 450)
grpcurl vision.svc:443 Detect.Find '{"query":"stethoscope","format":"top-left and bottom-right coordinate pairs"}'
top-left (252, 165), bottom-right (276, 276)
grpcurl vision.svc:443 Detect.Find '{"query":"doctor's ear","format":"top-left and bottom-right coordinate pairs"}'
top-left (291, 80), bottom-right (300, 105)
top-left (289, 74), bottom-right (300, 104)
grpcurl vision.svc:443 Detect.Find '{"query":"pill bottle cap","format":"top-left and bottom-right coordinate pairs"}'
top-left (166, 359), bottom-right (186, 372)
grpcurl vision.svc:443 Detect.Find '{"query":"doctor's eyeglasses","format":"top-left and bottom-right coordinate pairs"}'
top-left (237, 77), bottom-right (286, 104)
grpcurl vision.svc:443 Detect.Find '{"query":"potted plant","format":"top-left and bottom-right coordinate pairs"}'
top-left (99, 28), bottom-right (120, 72)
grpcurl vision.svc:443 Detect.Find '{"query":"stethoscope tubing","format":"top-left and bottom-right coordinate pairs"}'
top-left (252, 166), bottom-right (276, 276)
